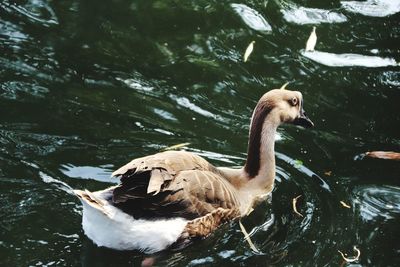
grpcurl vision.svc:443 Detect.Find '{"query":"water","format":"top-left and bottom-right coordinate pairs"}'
top-left (1, 0), bottom-right (399, 266)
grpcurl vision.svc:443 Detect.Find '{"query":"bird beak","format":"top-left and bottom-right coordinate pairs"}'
top-left (292, 102), bottom-right (314, 128)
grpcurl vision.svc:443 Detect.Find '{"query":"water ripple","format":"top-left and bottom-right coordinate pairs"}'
top-left (353, 185), bottom-right (400, 221)
top-left (231, 3), bottom-right (272, 32)
top-left (281, 3), bottom-right (347, 25)
top-left (0, 0), bottom-right (58, 27)
top-left (59, 164), bottom-right (115, 183)
top-left (0, 81), bottom-right (49, 100)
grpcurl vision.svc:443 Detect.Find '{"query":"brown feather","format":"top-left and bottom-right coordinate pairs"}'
top-left (74, 189), bottom-right (109, 216)
top-left (111, 151), bottom-right (239, 221)
top-left (244, 100), bottom-right (273, 178)
top-left (182, 208), bottom-right (240, 238)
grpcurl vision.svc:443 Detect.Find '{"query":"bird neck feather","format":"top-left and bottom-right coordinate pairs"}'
top-left (244, 101), bottom-right (278, 189)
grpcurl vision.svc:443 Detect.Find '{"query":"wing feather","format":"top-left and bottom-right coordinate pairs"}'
top-left (110, 151), bottom-right (240, 220)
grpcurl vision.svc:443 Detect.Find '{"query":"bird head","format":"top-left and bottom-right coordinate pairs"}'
top-left (254, 88), bottom-right (314, 128)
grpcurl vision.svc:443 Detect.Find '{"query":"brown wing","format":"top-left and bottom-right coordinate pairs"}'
top-left (111, 151), bottom-right (240, 220)
top-left (112, 150), bottom-right (215, 194)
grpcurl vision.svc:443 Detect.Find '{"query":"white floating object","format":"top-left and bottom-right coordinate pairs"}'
top-left (282, 4), bottom-right (347, 24)
top-left (116, 77), bottom-right (153, 91)
top-left (338, 246), bottom-right (361, 263)
top-left (305, 27), bottom-right (317, 52)
top-left (279, 82), bottom-right (289, 90)
top-left (302, 51), bottom-right (398, 67)
top-left (231, 3), bottom-right (272, 32)
top-left (239, 220), bottom-right (261, 253)
top-left (243, 41), bottom-right (255, 62)
top-left (341, 0), bottom-right (400, 17)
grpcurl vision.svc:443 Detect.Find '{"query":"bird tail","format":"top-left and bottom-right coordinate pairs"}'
top-left (74, 189), bottom-right (110, 216)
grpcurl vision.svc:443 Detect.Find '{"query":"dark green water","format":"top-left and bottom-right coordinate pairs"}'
top-left (1, 0), bottom-right (399, 266)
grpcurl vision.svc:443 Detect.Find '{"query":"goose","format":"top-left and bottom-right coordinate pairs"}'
top-left (74, 88), bottom-right (314, 253)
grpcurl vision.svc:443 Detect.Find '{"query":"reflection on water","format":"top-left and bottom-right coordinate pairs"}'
top-left (354, 185), bottom-right (400, 221)
top-left (380, 71), bottom-right (400, 87)
top-left (1, 0), bottom-right (58, 26)
top-left (281, 2), bottom-right (347, 25)
top-left (60, 164), bottom-right (114, 183)
top-left (341, 0), bottom-right (400, 17)
top-left (1, 0), bottom-right (399, 266)
top-left (302, 50), bottom-right (398, 67)
top-left (231, 3), bottom-right (272, 32)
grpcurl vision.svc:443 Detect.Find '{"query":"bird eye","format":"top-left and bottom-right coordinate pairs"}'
top-left (290, 97), bottom-right (298, 106)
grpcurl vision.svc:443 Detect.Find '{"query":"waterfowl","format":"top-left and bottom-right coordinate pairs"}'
top-left (74, 88), bottom-right (313, 253)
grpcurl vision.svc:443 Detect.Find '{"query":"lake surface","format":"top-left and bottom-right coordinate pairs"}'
top-left (1, 0), bottom-right (399, 266)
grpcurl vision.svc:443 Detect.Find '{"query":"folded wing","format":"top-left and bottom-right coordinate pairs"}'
top-left (111, 151), bottom-right (240, 220)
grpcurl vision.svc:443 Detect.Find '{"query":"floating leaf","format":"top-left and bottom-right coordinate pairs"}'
top-left (324, 170), bottom-right (332, 176)
top-left (239, 220), bottom-right (261, 253)
top-left (292, 195), bottom-right (303, 217)
top-left (163, 142), bottom-right (190, 151)
top-left (244, 41), bottom-right (255, 62)
top-left (338, 246), bottom-right (361, 262)
top-left (293, 159), bottom-right (303, 168)
top-left (340, 201), bottom-right (351, 209)
top-left (246, 207), bottom-right (254, 216)
top-left (305, 26), bottom-right (317, 51)
top-left (280, 82), bottom-right (289, 90)
top-left (364, 151), bottom-right (400, 161)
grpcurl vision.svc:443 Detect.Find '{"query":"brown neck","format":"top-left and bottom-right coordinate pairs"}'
top-left (244, 102), bottom-right (277, 184)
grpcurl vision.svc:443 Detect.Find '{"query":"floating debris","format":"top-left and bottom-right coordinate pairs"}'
top-left (364, 151), bottom-right (400, 161)
top-left (163, 142), bottom-right (191, 151)
top-left (281, 3), bottom-right (347, 24)
top-left (231, 4), bottom-right (272, 32)
top-left (340, 201), bottom-right (351, 209)
top-left (245, 207), bottom-right (255, 216)
top-left (302, 51), bottom-right (398, 67)
top-left (239, 220), bottom-right (261, 253)
top-left (341, 0), bottom-right (400, 17)
top-left (292, 195), bottom-right (303, 217)
top-left (305, 26), bottom-right (317, 52)
top-left (338, 246), bottom-right (361, 262)
top-left (244, 41), bottom-right (255, 62)
top-left (324, 170), bottom-right (332, 176)
top-left (279, 82), bottom-right (289, 90)
top-left (293, 159), bottom-right (303, 168)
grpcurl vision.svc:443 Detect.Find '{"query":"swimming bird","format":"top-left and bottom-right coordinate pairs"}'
top-left (305, 26), bottom-right (317, 52)
top-left (74, 88), bottom-right (314, 253)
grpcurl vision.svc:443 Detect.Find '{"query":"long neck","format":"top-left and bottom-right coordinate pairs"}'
top-left (244, 103), bottom-right (278, 190)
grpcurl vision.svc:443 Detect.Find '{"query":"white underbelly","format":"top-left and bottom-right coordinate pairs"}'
top-left (81, 201), bottom-right (188, 253)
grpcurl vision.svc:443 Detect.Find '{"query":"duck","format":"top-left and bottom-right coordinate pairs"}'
top-left (74, 88), bottom-right (314, 253)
